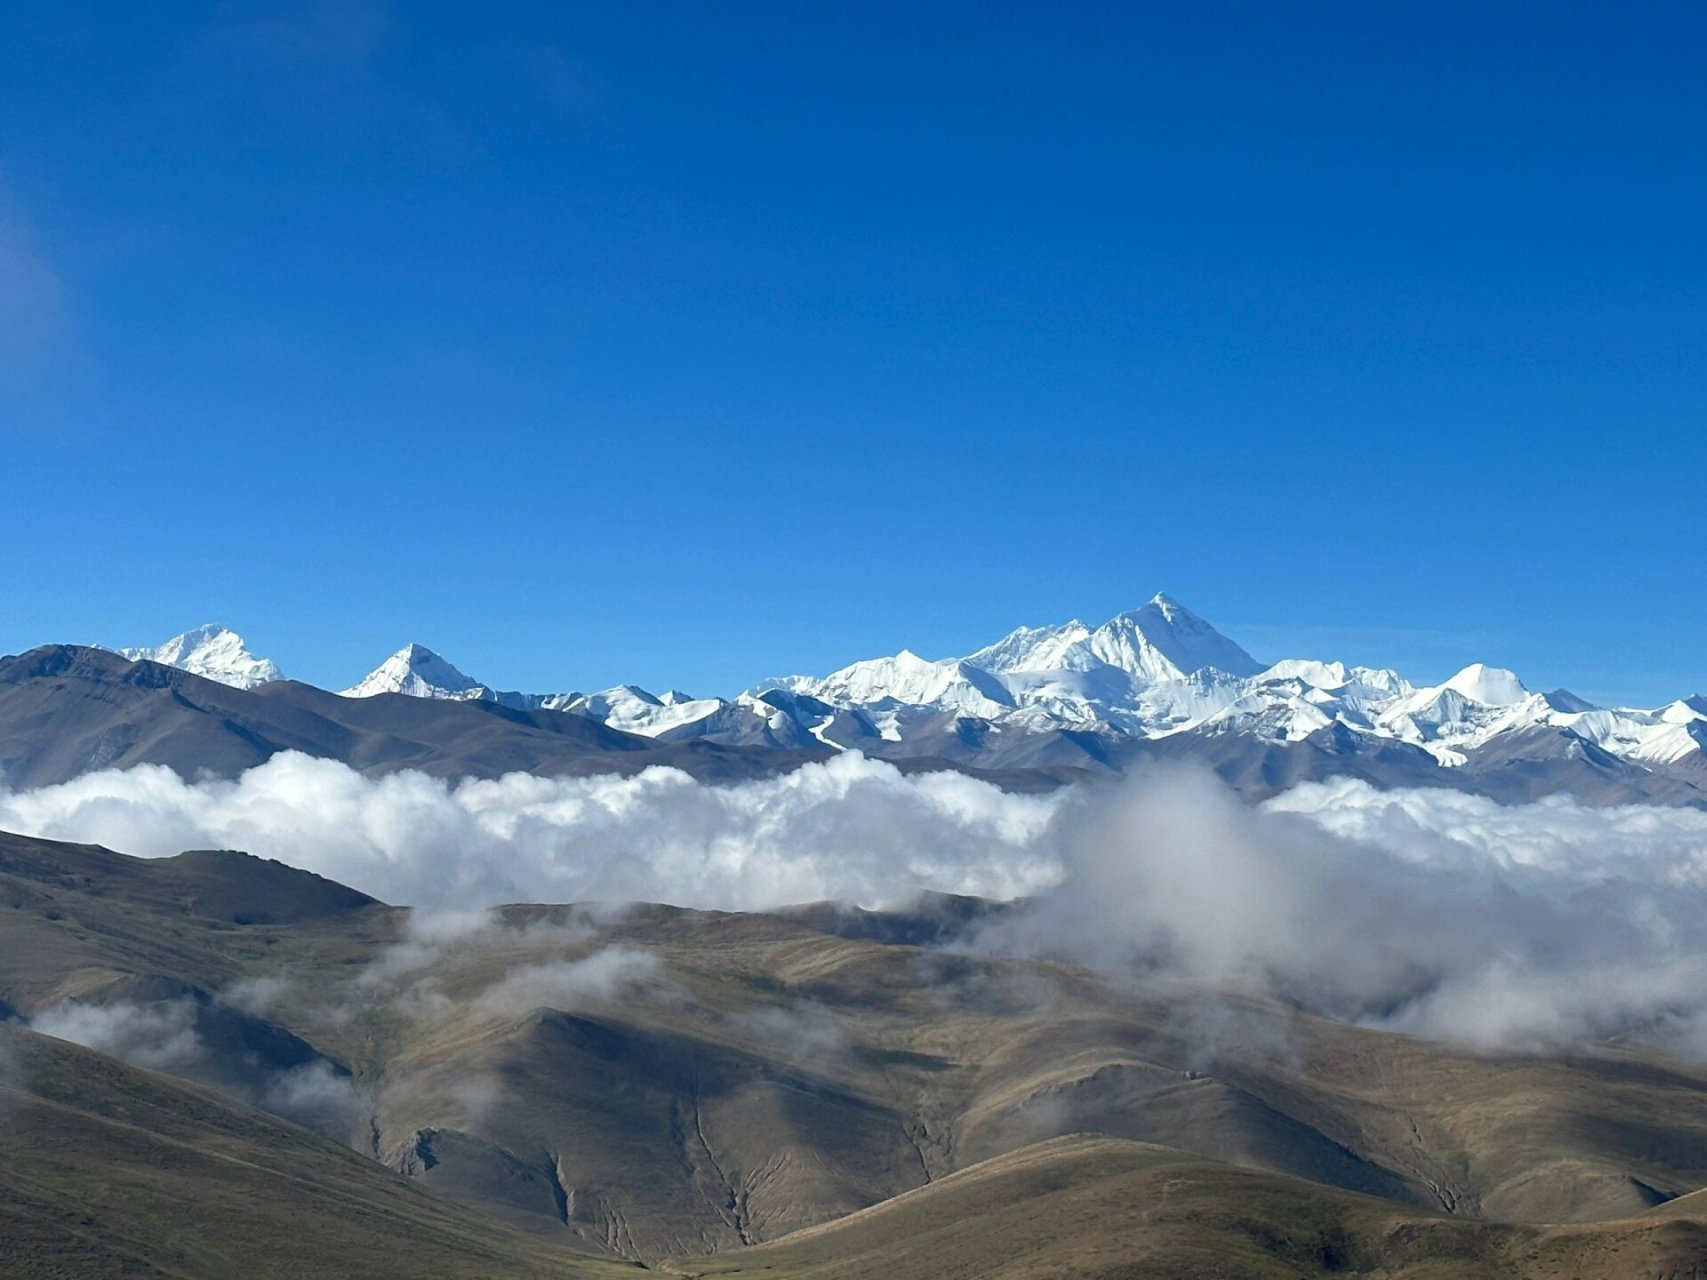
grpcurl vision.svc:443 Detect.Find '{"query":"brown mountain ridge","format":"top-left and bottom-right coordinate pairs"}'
top-left (3, 827), bottom-right (1707, 1276)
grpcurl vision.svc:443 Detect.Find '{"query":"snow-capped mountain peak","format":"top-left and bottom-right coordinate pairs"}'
top-left (342, 643), bottom-right (486, 700)
top-left (1083, 595), bottom-right (1264, 682)
top-left (563, 686), bottom-right (727, 735)
top-left (805, 650), bottom-right (1017, 718)
top-left (1442, 663), bottom-right (1529, 706)
top-left (965, 619), bottom-right (1094, 674)
top-left (1260, 658), bottom-right (1351, 690)
top-left (966, 595), bottom-right (1259, 684)
top-left (117, 625), bottom-right (283, 689)
top-left (214, 591), bottom-right (1702, 778)
top-left (1661, 696), bottom-right (1707, 724)
top-left (1540, 688), bottom-right (1596, 714)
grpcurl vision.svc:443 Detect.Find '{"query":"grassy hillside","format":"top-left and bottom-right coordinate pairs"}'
top-left (665, 1134), bottom-right (1707, 1280)
top-left (0, 1022), bottom-right (637, 1280)
top-left (6, 828), bottom-right (1707, 1273)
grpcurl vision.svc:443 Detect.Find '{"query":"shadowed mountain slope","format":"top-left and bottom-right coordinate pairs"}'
top-left (7, 829), bottom-right (1707, 1270)
top-left (0, 830), bottom-right (388, 1014)
top-left (0, 1022), bottom-right (637, 1280)
top-left (0, 646), bottom-right (832, 788)
top-left (6, 643), bottom-right (1707, 803)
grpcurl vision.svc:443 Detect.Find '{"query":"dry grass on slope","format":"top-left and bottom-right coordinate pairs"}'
top-left (665, 1134), bottom-right (1707, 1280)
top-left (0, 1023), bottom-right (637, 1280)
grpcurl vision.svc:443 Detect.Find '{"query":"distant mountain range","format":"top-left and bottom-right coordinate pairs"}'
top-left (82, 595), bottom-right (1706, 804)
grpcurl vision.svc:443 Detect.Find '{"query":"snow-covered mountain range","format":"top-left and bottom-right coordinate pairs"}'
top-left (117, 598), bottom-right (1707, 778)
top-left (116, 624), bottom-right (283, 690)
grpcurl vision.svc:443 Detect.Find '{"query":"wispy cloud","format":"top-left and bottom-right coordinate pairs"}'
top-left (203, 0), bottom-right (394, 71)
top-left (32, 995), bottom-right (367, 1134)
top-left (981, 766), bottom-right (1707, 1058)
top-left (0, 181), bottom-right (66, 383)
top-left (490, 41), bottom-right (599, 111)
top-left (475, 946), bottom-right (669, 1018)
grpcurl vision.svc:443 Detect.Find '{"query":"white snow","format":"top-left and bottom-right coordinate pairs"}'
top-left (341, 644), bottom-right (490, 700)
top-left (755, 598), bottom-right (1700, 770)
top-left (117, 625), bottom-right (283, 689)
top-left (193, 592), bottom-right (1699, 772)
top-left (807, 650), bottom-right (1016, 719)
top-left (562, 686), bottom-right (727, 737)
top-left (1442, 663), bottom-right (1530, 706)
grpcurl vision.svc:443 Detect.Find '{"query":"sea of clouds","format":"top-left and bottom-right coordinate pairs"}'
top-left (0, 751), bottom-right (1058, 911)
top-left (6, 750), bottom-right (1707, 1056)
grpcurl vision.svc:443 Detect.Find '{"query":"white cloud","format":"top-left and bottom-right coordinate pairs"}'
top-left (984, 767), bottom-right (1707, 1056)
top-left (32, 999), bottom-right (202, 1073)
top-left (0, 751), bottom-right (1062, 911)
top-left (6, 753), bottom-right (1707, 1058)
top-left (475, 946), bottom-right (668, 1018)
top-left (728, 1001), bottom-right (850, 1065)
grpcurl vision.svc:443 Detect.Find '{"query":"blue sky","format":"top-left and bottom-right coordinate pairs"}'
top-left (1, 2), bottom-right (1702, 704)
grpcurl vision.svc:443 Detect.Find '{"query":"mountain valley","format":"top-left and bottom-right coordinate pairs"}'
top-left (2, 601), bottom-right (1704, 1277)
top-left (5, 828), bottom-right (1707, 1277)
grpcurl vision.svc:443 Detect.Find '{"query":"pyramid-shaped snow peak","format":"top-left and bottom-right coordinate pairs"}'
top-left (1442, 663), bottom-right (1529, 707)
top-left (1081, 594), bottom-right (1264, 683)
top-left (968, 595), bottom-right (1261, 683)
top-left (341, 643), bottom-right (487, 699)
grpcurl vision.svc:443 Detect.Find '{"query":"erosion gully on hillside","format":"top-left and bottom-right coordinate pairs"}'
top-left (4, 828), bottom-right (1707, 1278)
